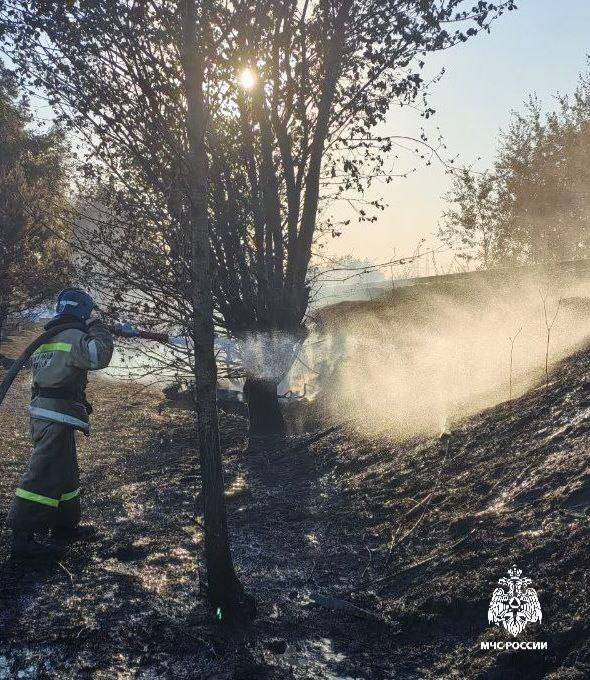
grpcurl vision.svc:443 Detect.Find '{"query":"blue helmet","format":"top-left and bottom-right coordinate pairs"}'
top-left (55, 288), bottom-right (95, 321)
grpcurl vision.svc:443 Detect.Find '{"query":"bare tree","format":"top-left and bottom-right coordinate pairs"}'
top-left (180, 0), bottom-right (255, 620)
top-left (539, 289), bottom-right (562, 391)
top-left (508, 326), bottom-right (522, 401)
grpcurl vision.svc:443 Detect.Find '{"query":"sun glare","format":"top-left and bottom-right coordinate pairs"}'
top-left (239, 67), bottom-right (257, 90)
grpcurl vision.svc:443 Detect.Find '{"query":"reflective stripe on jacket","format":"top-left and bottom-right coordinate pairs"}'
top-left (30, 320), bottom-right (114, 432)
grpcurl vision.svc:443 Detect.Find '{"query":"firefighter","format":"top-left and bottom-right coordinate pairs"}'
top-left (8, 288), bottom-right (114, 559)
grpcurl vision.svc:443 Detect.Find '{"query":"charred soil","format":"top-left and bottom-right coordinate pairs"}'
top-left (0, 329), bottom-right (589, 679)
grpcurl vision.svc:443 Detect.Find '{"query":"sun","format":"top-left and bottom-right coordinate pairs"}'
top-left (239, 67), bottom-right (257, 90)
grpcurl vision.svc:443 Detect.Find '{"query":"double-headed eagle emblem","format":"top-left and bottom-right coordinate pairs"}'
top-left (488, 566), bottom-right (542, 636)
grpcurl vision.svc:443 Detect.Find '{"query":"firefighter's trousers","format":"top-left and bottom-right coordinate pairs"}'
top-left (8, 419), bottom-right (81, 531)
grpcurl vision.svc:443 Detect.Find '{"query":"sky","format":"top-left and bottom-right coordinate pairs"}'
top-left (326, 0), bottom-right (590, 271)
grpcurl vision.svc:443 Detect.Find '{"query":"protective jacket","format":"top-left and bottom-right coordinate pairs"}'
top-left (29, 317), bottom-right (114, 433)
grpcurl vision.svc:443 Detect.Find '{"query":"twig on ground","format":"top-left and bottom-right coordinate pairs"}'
top-left (384, 437), bottom-right (450, 568)
top-left (305, 559), bottom-right (318, 584)
top-left (286, 423), bottom-right (345, 456)
top-left (375, 531), bottom-right (474, 590)
top-left (58, 561), bottom-right (75, 588)
top-left (539, 289), bottom-right (562, 391)
top-left (361, 544), bottom-right (373, 579)
top-left (309, 592), bottom-right (394, 626)
top-left (488, 462), bottom-right (534, 498)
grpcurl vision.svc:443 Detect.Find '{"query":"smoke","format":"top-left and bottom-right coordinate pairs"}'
top-left (310, 275), bottom-right (590, 438)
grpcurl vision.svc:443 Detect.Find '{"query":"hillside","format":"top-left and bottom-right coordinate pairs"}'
top-left (0, 330), bottom-right (589, 678)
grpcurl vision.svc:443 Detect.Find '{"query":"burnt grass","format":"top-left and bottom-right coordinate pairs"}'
top-left (0, 331), bottom-right (589, 679)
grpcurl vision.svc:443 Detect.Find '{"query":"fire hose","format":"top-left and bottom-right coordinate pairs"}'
top-left (0, 321), bottom-right (169, 408)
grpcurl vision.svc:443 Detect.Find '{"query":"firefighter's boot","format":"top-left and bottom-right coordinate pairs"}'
top-left (51, 524), bottom-right (98, 543)
top-left (10, 530), bottom-right (59, 561)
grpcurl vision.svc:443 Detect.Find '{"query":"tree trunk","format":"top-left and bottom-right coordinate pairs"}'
top-left (243, 378), bottom-right (286, 440)
top-left (285, 0), bottom-right (352, 314)
top-left (180, 0), bottom-right (255, 623)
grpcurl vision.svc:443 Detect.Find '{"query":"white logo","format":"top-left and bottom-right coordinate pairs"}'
top-left (488, 566), bottom-right (542, 637)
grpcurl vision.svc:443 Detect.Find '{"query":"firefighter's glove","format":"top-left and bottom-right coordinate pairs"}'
top-left (113, 322), bottom-right (140, 338)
